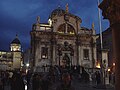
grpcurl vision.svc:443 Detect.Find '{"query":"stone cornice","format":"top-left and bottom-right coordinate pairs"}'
top-left (99, 0), bottom-right (120, 24)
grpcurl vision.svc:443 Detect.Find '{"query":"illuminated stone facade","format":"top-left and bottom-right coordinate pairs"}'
top-left (0, 35), bottom-right (22, 70)
top-left (30, 6), bottom-right (98, 69)
top-left (0, 51), bottom-right (13, 70)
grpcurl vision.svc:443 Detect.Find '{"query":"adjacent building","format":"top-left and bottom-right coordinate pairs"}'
top-left (0, 35), bottom-right (23, 71)
top-left (96, 28), bottom-right (113, 67)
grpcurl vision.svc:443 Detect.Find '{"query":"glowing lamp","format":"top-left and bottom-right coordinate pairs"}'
top-left (26, 63), bottom-right (29, 67)
top-left (108, 68), bottom-right (111, 72)
top-left (113, 63), bottom-right (115, 66)
top-left (96, 63), bottom-right (101, 68)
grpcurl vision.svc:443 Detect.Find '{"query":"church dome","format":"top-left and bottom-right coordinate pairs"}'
top-left (50, 7), bottom-right (65, 18)
top-left (11, 35), bottom-right (21, 44)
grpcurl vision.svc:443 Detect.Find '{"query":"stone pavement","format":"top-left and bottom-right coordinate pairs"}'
top-left (48, 78), bottom-right (114, 90)
top-left (4, 77), bottom-right (114, 90)
top-left (72, 81), bottom-right (114, 90)
top-left (4, 82), bottom-right (114, 90)
top-left (56, 77), bottom-right (114, 90)
top-left (71, 75), bottom-right (114, 90)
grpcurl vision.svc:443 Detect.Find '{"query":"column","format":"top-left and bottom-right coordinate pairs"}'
top-left (111, 23), bottom-right (120, 90)
top-left (76, 38), bottom-right (80, 66)
top-left (99, 0), bottom-right (120, 90)
top-left (51, 32), bottom-right (56, 65)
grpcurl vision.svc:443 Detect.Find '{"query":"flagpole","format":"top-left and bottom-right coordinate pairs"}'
top-left (97, 0), bottom-right (105, 86)
top-left (98, 0), bottom-right (103, 50)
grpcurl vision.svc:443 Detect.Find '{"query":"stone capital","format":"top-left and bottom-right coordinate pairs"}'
top-left (99, 0), bottom-right (120, 25)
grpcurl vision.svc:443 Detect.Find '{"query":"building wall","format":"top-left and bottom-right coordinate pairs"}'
top-left (30, 8), bottom-right (98, 69)
top-left (12, 52), bottom-right (22, 69)
top-left (23, 48), bottom-right (31, 65)
top-left (96, 28), bottom-right (113, 67)
top-left (0, 51), bottom-right (13, 70)
top-left (0, 51), bottom-right (22, 70)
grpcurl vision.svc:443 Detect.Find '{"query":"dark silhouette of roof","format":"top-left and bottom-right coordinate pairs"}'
top-left (49, 6), bottom-right (82, 22)
top-left (11, 35), bottom-right (21, 44)
top-left (50, 7), bottom-right (66, 18)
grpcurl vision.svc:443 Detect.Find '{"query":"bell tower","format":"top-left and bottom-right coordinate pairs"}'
top-left (10, 34), bottom-right (21, 52)
top-left (10, 34), bottom-right (22, 70)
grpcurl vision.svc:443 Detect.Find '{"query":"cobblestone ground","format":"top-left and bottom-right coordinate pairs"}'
top-left (4, 82), bottom-right (114, 90)
top-left (72, 80), bottom-right (114, 90)
top-left (49, 76), bottom-right (114, 90)
top-left (4, 77), bottom-right (114, 90)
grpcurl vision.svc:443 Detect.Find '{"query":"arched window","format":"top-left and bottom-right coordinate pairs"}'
top-left (57, 23), bottom-right (75, 34)
top-left (41, 47), bottom-right (48, 59)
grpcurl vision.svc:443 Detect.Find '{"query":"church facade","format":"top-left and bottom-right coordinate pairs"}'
top-left (30, 5), bottom-right (98, 69)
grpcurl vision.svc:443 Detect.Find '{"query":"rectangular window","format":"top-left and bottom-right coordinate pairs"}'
top-left (83, 49), bottom-right (89, 60)
top-left (41, 47), bottom-right (48, 59)
top-left (2, 54), bottom-right (7, 58)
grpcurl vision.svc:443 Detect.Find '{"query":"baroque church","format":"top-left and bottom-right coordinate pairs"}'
top-left (30, 5), bottom-right (98, 69)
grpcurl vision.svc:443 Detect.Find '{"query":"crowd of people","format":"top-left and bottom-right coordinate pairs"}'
top-left (0, 70), bottom-right (24, 90)
top-left (0, 65), bottom-right (113, 90)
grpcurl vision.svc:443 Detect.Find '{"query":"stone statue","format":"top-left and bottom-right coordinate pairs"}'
top-left (37, 16), bottom-right (40, 23)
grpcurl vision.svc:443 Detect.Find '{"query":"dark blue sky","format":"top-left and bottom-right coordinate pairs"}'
top-left (0, 0), bottom-right (109, 51)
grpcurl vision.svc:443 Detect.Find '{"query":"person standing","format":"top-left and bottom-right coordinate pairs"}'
top-left (11, 72), bottom-right (25, 90)
top-left (95, 71), bottom-right (101, 85)
top-left (56, 73), bottom-right (75, 90)
top-left (0, 75), bottom-right (3, 90)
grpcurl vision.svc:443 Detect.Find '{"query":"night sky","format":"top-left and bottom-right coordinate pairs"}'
top-left (0, 0), bottom-right (109, 51)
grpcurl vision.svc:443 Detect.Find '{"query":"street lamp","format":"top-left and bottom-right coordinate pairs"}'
top-left (26, 63), bottom-right (29, 74)
top-left (113, 63), bottom-right (115, 66)
top-left (108, 68), bottom-right (111, 72)
top-left (96, 63), bottom-right (101, 69)
top-left (26, 63), bottom-right (29, 67)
